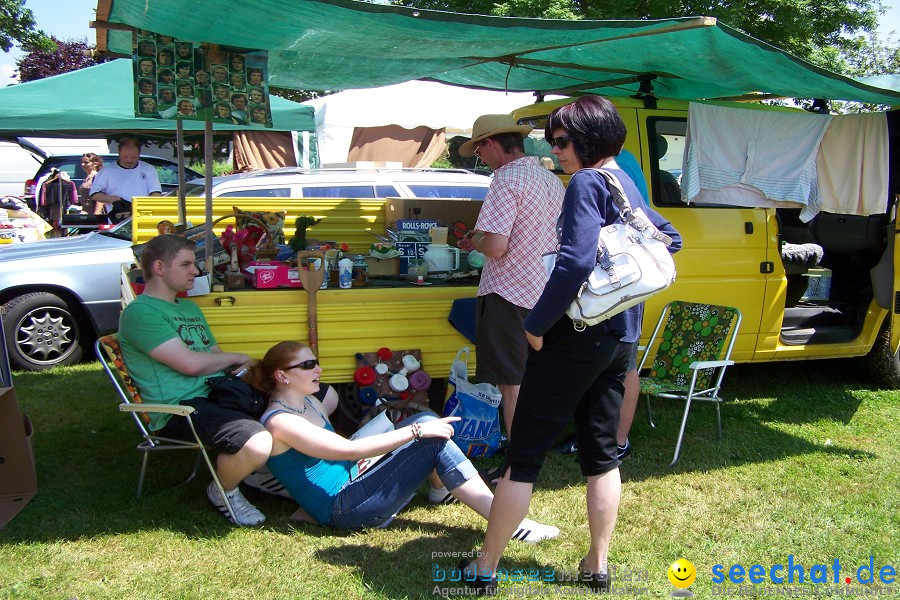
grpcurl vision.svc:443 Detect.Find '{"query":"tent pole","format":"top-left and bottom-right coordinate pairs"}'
top-left (204, 120), bottom-right (214, 275)
top-left (176, 120), bottom-right (186, 225)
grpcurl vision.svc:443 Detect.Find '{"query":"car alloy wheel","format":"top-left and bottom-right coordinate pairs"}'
top-left (2, 292), bottom-right (84, 370)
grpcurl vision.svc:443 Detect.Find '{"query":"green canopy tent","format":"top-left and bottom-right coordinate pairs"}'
top-left (0, 59), bottom-right (317, 164)
top-left (94, 0), bottom-right (900, 105)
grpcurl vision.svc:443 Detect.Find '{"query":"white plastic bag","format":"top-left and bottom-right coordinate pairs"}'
top-left (442, 347), bottom-right (502, 458)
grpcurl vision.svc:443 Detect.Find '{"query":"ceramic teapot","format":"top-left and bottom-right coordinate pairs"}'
top-left (423, 244), bottom-right (460, 275)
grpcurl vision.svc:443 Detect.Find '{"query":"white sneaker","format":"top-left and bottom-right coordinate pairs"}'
top-left (243, 467), bottom-right (292, 499)
top-left (511, 518), bottom-right (559, 543)
top-left (207, 482), bottom-right (266, 526)
top-left (427, 486), bottom-right (459, 505)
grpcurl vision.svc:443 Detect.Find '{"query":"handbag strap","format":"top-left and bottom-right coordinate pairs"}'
top-left (593, 168), bottom-right (674, 246)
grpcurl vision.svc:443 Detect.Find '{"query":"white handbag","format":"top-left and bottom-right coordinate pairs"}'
top-left (543, 169), bottom-right (676, 330)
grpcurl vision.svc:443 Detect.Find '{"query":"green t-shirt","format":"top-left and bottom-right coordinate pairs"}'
top-left (119, 295), bottom-right (224, 431)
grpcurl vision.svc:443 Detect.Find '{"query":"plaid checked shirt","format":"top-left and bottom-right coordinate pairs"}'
top-left (476, 156), bottom-right (565, 309)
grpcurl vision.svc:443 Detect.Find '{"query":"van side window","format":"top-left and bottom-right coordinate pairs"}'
top-left (647, 117), bottom-right (686, 207)
top-left (407, 185), bottom-right (489, 200)
top-left (220, 188), bottom-right (291, 197)
top-left (376, 185), bottom-right (400, 197)
top-left (302, 185), bottom-right (376, 198)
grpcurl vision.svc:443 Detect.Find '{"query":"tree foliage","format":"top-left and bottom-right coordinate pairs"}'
top-left (269, 87), bottom-right (330, 103)
top-left (393, 0), bottom-right (883, 72)
top-left (15, 37), bottom-right (106, 83)
top-left (0, 0), bottom-right (53, 52)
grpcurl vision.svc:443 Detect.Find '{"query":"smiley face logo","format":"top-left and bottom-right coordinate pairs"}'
top-left (668, 558), bottom-right (696, 588)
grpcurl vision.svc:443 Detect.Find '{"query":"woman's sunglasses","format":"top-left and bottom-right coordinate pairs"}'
top-left (283, 359), bottom-right (319, 371)
top-left (548, 135), bottom-right (571, 150)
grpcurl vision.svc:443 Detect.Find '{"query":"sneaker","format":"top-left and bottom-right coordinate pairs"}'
top-left (617, 439), bottom-right (632, 460)
top-left (243, 467), bottom-right (292, 499)
top-left (427, 486), bottom-right (459, 505)
top-left (553, 434), bottom-right (578, 455)
top-left (207, 482), bottom-right (266, 526)
top-left (511, 518), bottom-right (560, 543)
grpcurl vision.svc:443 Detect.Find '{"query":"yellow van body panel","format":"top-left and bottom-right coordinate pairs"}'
top-left (188, 286), bottom-right (476, 381)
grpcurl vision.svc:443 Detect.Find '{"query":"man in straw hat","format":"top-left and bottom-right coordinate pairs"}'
top-left (458, 115), bottom-right (564, 476)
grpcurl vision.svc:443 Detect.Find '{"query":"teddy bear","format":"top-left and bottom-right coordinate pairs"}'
top-left (233, 206), bottom-right (287, 245)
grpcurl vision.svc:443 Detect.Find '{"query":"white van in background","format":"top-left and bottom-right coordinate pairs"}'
top-left (0, 137), bottom-right (108, 199)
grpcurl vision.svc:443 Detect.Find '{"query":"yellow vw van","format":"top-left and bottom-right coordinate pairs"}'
top-left (513, 97), bottom-right (900, 388)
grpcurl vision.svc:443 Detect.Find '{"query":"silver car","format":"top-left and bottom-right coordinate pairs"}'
top-left (0, 219), bottom-right (134, 371)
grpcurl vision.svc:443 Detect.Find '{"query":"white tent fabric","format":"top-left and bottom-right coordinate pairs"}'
top-left (302, 80), bottom-right (541, 165)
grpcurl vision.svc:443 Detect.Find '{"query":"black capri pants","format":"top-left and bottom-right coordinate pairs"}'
top-left (504, 316), bottom-right (631, 483)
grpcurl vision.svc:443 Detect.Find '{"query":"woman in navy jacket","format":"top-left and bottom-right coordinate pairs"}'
top-left (461, 95), bottom-right (682, 594)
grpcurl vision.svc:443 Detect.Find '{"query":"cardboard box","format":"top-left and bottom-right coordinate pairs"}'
top-left (384, 198), bottom-right (483, 240)
top-left (242, 261), bottom-right (304, 289)
top-left (186, 273), bottom-right (212, 297)
top-left (365, 256), bottom-right (400, 276)
top-left (0, 387), bottom-right (36, 529)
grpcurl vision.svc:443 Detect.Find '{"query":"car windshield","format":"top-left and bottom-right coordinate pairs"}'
top-left (97, 218), bottom-right (133, 241)
top-left (182, 183), bottom-right (206, 197)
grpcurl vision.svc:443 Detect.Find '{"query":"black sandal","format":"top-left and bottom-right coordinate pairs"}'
top-left (578, 558), bottom-right (610, 592)
top-left (457, 560), bottom-right (498, 596)
top-left (478, 466), bottom-right (503, 487)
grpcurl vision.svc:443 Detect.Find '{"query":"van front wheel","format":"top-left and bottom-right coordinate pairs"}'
top-left (866, 323), bottom-right (900, 389)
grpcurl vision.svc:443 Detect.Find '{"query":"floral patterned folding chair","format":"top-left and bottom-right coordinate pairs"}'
top-left (95, 334), bottom-right (236, 522)
top-left (637, 301), bottom-right (742, 466)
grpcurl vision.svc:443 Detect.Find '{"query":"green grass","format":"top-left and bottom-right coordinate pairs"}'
top-left (1, 358), bottom-right (898, 599)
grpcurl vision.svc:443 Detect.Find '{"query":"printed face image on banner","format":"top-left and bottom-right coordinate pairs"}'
top-left (132, 30), bottom-right (272, 127)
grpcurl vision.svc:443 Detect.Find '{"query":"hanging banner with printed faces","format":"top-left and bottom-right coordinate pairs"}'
top-left (133, 29), bottom-right (272, 127)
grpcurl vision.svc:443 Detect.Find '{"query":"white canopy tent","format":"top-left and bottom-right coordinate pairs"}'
top-left (302, 80), bottom-right (542, 166)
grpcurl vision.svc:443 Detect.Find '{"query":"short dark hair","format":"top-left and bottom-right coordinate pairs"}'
top-left (490, 132), bottom-right (526, 154)
top-left (140, 235), bottom-right (195, 280)
top-left (118, 136), bottom-right (142, 151)
top-left (545, 95), bottom-right (626, 167)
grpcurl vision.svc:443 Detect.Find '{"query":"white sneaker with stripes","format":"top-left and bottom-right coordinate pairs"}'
top-left (511, 518), bottom-right (559, 543)
top-left (243, 467), bottom-right (292, 499)
top-left (207, 482), bottom-right (266, 526)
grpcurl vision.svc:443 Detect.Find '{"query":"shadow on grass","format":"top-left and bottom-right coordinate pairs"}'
top-left (314, 535), bottom-right (574, 600)
top-left (0, 356), bottom-right (880, 544)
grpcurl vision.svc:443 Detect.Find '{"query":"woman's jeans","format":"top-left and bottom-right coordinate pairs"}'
top-left (330, 412), bottom-right (478, 529)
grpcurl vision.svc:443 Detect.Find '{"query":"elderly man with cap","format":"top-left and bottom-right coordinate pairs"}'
top-left (457, 115), bottom-right (565, 467)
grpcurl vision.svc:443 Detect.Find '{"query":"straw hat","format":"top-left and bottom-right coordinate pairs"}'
top-left (459, 114), bottom-right (532, 157)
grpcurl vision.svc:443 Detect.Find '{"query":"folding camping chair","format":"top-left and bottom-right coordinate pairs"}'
top-left (95, 334), bottom-right (236, 522)
top-left (638, 301), bottom-right (742, 466)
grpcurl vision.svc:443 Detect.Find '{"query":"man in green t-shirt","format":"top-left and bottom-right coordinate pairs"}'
top-left (119, 235), bottom-right (272, 526)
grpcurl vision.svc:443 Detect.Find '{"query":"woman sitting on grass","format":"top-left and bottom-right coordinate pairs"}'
top-left (246, 340), bottom-right (559, 539)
